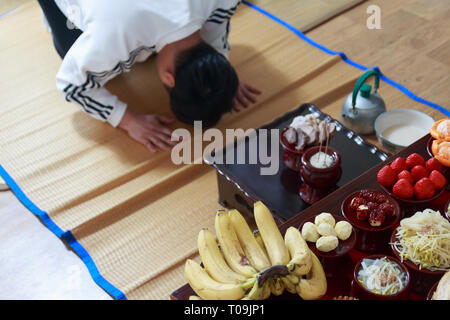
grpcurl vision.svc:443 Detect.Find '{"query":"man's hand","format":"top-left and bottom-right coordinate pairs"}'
top-left (118, 109), bottom-right (178, 153)
top-left (232, 81), bottom-right (262, 112)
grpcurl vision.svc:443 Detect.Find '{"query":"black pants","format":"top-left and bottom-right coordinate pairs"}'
top-left (37, 0), bottom-right (82, 58)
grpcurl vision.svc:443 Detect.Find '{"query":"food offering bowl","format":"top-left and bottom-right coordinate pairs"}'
top-left (280, 127), bottom-right (304, 172)
top-left (298, 146), bottom-right (342, 204)
top-left (351, 254), bottom-right (410, 300)
top-left (342, 190), bottom-right (401, 253)
top-left (378, 154), bottom-right (448, 216)
top-left (390, 227), bottom-right (447, 296)
top-left (299, 214), bottom-right (357, 283)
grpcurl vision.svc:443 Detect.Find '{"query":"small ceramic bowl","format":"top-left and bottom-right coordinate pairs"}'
top-left (342, 189), bottom-right (401, 253)
top-left (374, 109), bottom-right (435, 154)
top-left (280, 127), bottom-right (304, 171)
top-left (390, 227), bottom-right (447, 296)
top-left (351, 254), bottom-right (410, 300)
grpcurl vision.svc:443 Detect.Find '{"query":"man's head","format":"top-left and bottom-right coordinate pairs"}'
top-left (157, 34), bottom-right (238, 128)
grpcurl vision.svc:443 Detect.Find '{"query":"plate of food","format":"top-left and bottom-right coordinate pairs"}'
top-left (280, 113), bottom-right (337, 171)
top-left (299, 213), bottom-right (356, 282)
top-left (428, 118), bottom-right (450, 167)
top-left (390, 208), bottom-right (450, 295)
top-left (341, 189), bottom-right (400, 252)
top-left (352, 255), bottom-right (410, 300)
top-left (299, 212), bottom-right (356, 258)
top-left (377, 153), bottom-right (446, 205)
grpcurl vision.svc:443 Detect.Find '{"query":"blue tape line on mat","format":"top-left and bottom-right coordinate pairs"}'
top-left (0, 164), bottom-right (127, 300)
top-left (242, 0), bottom-right (449, 117)
top-left (0, 8), bottom-right (17, 19)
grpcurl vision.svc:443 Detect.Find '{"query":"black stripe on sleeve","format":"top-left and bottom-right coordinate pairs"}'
top-left (63, 45), bottom-right (156, 121)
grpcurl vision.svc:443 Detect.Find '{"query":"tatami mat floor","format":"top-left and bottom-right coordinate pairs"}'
top-left (0, 0), bottom-right (448, 300)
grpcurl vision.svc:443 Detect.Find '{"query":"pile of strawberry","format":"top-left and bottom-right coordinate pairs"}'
top-left (377, 153), bottom-right (447, 200)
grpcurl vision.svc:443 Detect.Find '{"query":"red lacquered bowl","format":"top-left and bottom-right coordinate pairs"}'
top-left (390, 227), bottom-right (447, 296)
top-left (300, 146), bottom-right (342, 189)
top-left (379, 183), bottom-right (445, 207)
top-left (378, 154), bottom-right (446, 207)
top-left (351, 254), bottom-right (411, 300)
top-left (342, 190), bottom-right (401, 253)
top-left (299, 214), bottom-right (357, 288)
top-left (280, 128), bottom-right (305, 171)
top-left (427, 281), bottom-right (439, 300)
top-left (298, 214), bottom-right (357, 259)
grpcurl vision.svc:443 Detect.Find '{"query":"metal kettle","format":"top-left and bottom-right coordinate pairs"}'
top-left (341, 70), bottom-right (386, 135)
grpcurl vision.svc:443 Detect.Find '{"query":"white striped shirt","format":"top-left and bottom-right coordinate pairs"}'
top-left (53, 0), bottom-right (240, 126)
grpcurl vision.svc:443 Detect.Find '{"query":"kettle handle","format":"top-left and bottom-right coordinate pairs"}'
top-left (352, 70), bottom-right (380, 107)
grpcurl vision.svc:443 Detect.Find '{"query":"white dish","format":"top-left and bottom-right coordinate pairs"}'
top-left (375, 109), bottom-right (435, 153)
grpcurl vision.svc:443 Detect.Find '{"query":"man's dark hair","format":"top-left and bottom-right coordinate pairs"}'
top-left (169, 42), bottom-right (239, 128)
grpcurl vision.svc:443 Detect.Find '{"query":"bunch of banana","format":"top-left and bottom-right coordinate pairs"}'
top-left (184, 201), bottom-right (327, 300)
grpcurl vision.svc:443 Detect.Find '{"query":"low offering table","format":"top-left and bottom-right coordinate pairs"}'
top-left (206, 104), bottom-right (388, 223)
top-left (171, 134), bottom-right (449, 300)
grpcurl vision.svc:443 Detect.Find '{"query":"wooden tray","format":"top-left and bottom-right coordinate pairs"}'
top-left (171, 134), bottom-right (450, 300)
top-left (205, 103), bottom-right (389, 223)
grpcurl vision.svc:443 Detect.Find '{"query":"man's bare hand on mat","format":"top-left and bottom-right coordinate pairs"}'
top-left (232, 81), bottom-right (262, 112)
top-left (119, 109), bottom-right (178, 153)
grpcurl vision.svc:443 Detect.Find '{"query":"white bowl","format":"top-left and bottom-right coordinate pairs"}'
top-left (374, 109), bottom-right (435, 154)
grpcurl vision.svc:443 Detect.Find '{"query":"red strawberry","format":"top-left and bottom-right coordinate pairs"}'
top-left (411, 165), bottom-right (428, 182)
top-left (392, 179), bottom-right (414, 199)
top-left (397, 170), bottom-right (414, 185)
top-left (414, 178), bottom-right (435, 199)
top-left (426, 157), bottom-right (443, 173)
top-left (377, 165), bottom-right (397, 187)
top-left (390, 157), bottom-right (407, 174)
top-left (406, 153), bottom-right (425, 169)
top-left (429, 170), bottom-right (446, 190)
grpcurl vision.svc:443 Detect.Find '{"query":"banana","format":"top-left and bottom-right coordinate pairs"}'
top-left (280, 276), bottom-right (297, 294)
top-left (185, 259), bottom-right (251, 300)
top-left (295, 250), bottom-right (327, 300)
top-left (215, 210), bottom-right (257, 277)
top-left (286, 274), bottom-right (299, 285)
top-left (228, 209), bottom-right (271, 272)
top-left (197, 229), bottom-right (248, 284)
top-left (284, 226), bottom-right (312, 276)
top-left (269, 277), bottom-right (285, 296)
top-left (260, 281), bottom-right (271, 300)
top-left (253, 201), bottom-right (290, 266)
top-left (243, 280), bottom-right (264, 300)
top-left (253, 229), bottom-right (267, 256)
